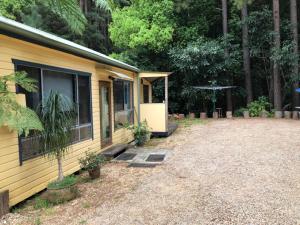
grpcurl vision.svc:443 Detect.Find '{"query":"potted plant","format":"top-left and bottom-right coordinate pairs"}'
top-left (200, 112), bottom-right (207, 119)
top-left (42, 175), bottom-right (79, 204)
top-left (127, 120), bottom-right (151, 146)
top-left (38, 91), bottom-right (76, 181)
top-left (36, 91), bottom-right (78, 203)
top-left (79, 151), bottom-right (105, 179)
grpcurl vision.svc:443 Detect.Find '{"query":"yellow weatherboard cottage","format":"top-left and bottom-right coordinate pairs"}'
top-left (0, 16), bottom-right (175, 208)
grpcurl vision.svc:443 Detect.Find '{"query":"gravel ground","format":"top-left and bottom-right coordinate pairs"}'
top-left (2, 118), bottom-right (300, 225)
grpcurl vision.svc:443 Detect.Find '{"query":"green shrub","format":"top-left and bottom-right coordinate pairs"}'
top-left (33, 197), bottom-right (52, 209)
top-left (126, 120), bottom-right (151, 146)
top-left (47, 175), bottom-right (77, 190)
top-left (234, 107), bottom-right (248, 117)
top-left (79, 151), bottom-right (105, 171)
top-left (41, 186), bottom-right (79, 205)
top-left (247, 96), bottom-right (271, 117)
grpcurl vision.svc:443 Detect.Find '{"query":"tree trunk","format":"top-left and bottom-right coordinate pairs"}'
top-left (290, 0), bottom-right (299, 107)
top-left (79, 0), bottom-right (84, 11)
top-left (242, 2), bottom-right (253, 104)
top-left (273, 0), bottom-right (282, 111)
top-left (57, 153), bottom-right (64, 181)
top-left (222, 0), bottom-right (233, 111)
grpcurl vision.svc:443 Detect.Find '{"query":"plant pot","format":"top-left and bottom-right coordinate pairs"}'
top-left (88, 166), bottom-right (100, 179)
top-left (243, 111), bottom-right (250, 119)
top-left (226, 111), bottom-right (232, 119)
top-left (43, 185), bottom-right (79, 205)
top-left (212, 112), bottom-right (218, 119)
top-left (292, 111), bottom-right (299, 120)
top-left (284, 111), bottom-right (291, 119)
top-left (274, 111), bottom-right (283, 119)
top-left (178, 114), bottom-right (185, 119)
top-left (189, 112), bottom-right (195, 119)
top-left (260, 110), bottom-right (268, 118)
top-left (200, 112), bottom-right (207, 119)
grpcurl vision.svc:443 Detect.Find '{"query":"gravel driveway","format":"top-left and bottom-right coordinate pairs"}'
top-left (3, 119), bottom-right (300, 225)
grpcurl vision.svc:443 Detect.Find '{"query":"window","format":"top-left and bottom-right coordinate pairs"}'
top-left (143, 85), bottom-right (149, 103)
top-left (15, 61), bottom-right (92, 162)
top-left (113, 80), bottom-right (134, 129)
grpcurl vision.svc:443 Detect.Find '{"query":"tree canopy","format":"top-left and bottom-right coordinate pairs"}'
top-left (1, 0), bottom-right (300, 115)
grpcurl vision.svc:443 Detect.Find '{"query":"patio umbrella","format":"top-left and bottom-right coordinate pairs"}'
top-left (193, 86), bottom-right (236, 112)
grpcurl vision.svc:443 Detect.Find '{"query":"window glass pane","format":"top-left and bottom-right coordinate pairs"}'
top-left (79, 125), bottom-right (92, 141)
top-left (43, 70), bottom-right (75, 101)
top-left (113, 80), bottom-right (124, 111)
top-left (143, 85), bottom-right (149, 103)
top-left (78, 76), bottom-right (91, 124)
top-left (114, 80), bottom-right (133, 129)
top-left (16, 65), bottom-right (41, 111)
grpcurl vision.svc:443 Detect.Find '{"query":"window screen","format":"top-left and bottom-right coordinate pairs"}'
top-left (143, 85), bottom-right (149, 103)
top-left (15, 62), bottom-right (92, 163)
top-left (113, 79), bottom-right (134, 129)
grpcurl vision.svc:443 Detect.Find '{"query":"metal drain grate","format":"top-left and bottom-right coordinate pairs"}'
top-left (146, 154), bottom-right (165, 162)
top-left (115, 153), bottom-right (136, 161)
top-left (128, 163), bottom-right (156, 168)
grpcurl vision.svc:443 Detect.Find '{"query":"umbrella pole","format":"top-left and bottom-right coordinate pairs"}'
top-left (213, 89), bottom-right (216, 112)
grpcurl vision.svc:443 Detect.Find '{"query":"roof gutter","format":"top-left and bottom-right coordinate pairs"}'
top-left (0, 16), bottom-right (140, 73)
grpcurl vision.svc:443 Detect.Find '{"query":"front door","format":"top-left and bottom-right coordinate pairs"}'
top-left (99, 81), bottom-right (112, 147)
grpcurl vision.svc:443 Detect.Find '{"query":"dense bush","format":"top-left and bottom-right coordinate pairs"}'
top-left (127, 120), bottom-right (151, 146)
top-left (47, 175), bottom-right (77, 190)
top-left (79, 151), bottom-right (105, 171)
top-left (247, 96), bottom-right (271, 117)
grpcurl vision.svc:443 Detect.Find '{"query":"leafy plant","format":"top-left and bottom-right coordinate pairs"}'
top-left (234, 107), bottom-right (248, 117)
top-left (37, 91), bottom-right (76, 181)
top-left (247, 96), bottom-right (271, 117)
top-left (0, 72), bottom-right (43, 135)
top-left (47, 175), bottom-right (77, 190)
top-left (33, 197), bottom-right (53, 209)
top-left (126, 120), bottom-right (151, 146)
top-left (79, 151), bottom-right (105, 171)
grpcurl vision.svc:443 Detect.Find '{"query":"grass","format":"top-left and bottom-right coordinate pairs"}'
top-left (82, 202), bottom-right (91, 209)
top-left (33, 197), bottom-right (53, 210)
top-left (34, 217), bottom-right (42, 225)
top-left (79, 219), bottom-right (87, 224)
top-left (175, 118), bottom-right (207, 127)
top-left (48, 175), bottom-right (77, 190)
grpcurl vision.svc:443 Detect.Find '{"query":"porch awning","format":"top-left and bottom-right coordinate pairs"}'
top-left (106, 70), bottom-right (133, 81)
top-left (139, 72), bottom-right (173, 82)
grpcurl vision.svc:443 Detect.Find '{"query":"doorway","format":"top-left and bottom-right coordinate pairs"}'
top-left (99, 81), bottom-right (112, 147)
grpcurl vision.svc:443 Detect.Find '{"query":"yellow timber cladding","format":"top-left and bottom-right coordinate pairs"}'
top-left (0, 35), bottom-right (139, 206)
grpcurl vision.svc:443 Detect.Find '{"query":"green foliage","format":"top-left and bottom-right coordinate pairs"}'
top-left (37, 91), bottom-right (76, 159)
top-left (127, 121), bottom-right (151, 146)
top-left (47, 175), bottom-right (77, 190)
top-left (234, 107), bottom-right (248, 117)
top-left (109, 0), bottom-right (174, 52)
top-left (0, 0), bottom-right (29, 19)
top-left (247, 96), bottom-right (271, 117)
top-left (0, 72), bottom-right (43, 135)
top-left (79, 151), bottom-right (105, 171)
top-left (33, 197), bottom-right (53, 209)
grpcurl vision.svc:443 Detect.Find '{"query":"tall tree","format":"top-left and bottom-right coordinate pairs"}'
top-left (272, 0), bottom-right (282, 112)
top-left (222, 0), bottom-right (233, 112)
top-left (241, 1), bottom-right (253, 104)
top-left (290, 0), bottom-right (299, 107)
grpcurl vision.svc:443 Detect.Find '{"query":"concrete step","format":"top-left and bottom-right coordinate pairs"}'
top-left (101, 144), bottom-right (128, 160)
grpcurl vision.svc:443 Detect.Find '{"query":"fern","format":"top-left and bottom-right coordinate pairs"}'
top-left (0, 72), bottom-right (43, 136)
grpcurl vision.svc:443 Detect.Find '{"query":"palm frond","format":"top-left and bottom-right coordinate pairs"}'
top-left (0, 72), bottom-right (43, 135)
top-left (44, 0), bottom-right (87, 34)
top-left (93, 0), bottom-right (112, 12)
top-left (38, 91), bottom-right (76, 158)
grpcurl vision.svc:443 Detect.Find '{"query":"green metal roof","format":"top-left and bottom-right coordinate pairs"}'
top-left (0, 16), bottom-right (140, 73)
